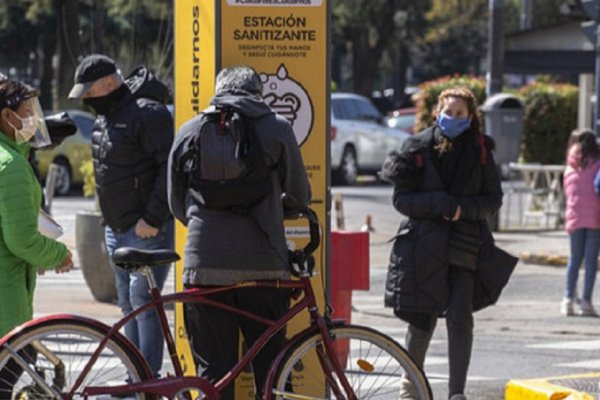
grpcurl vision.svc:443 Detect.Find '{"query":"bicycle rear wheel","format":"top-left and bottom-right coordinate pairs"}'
top-left (271, 324), bottom-right (432, 400)
top-left (0, 318), bottom-right (151, 400)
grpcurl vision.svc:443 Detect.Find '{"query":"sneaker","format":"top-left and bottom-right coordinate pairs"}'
top-left (399, 377), bottom-right (417, 399)
top-left (578, 299), bottom-right (598, 317)
top-left (560, 297), bottom-right (575, 316)
top-left (449, 395), bottom-right (467, 400)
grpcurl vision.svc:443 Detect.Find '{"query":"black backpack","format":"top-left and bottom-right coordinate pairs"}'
top-left (182, 106), bottom-right (273, 211)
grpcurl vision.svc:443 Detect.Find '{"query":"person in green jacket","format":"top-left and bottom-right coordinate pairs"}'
top-left (0, 78), bottom-right (73, 339)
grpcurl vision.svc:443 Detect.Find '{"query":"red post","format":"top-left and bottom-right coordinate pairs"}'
top-left (330, 230), bottom-right (370, 366)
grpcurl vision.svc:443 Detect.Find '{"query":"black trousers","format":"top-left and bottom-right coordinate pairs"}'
top-left (404, 267), bottom-right (475, 398)
top-left (184, 286), bottom-right (290, 400)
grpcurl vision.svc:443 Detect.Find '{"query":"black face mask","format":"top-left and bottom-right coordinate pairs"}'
top-left (83, 84), bottom-right (128, 116)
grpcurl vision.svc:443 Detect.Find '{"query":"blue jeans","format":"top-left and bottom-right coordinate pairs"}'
top-left (105, 219), bottom-right (173, 377)
top-left (565, 228), bottom-right (600, 301)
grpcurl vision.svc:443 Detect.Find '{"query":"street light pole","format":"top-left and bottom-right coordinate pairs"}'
top-left (486, 0), bottom-right (504, 96)
top-left (595, 24), bottom-right (600, 136)
top-left (520, 0), bottom-right (531, 30)
top-left (581, 0), bottom-right (600, 136)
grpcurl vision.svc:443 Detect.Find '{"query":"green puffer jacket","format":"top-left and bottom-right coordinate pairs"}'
top-left (0, 132), bottom-right (68, 337)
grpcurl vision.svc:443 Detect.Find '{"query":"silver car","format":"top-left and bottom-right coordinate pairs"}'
top-left (331, 93), bottom-right (410, 185)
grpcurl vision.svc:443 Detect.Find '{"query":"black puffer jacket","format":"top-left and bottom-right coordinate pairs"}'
top-left (91, 66), bottom-right (173, 232)
top-left (382, 127), bottom-right (517, 324)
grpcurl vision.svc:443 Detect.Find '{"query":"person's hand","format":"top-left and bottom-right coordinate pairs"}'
top-left (451, 205), bottom-right (461, 221)
top-left (135, 218), bottom-right (159, 239)
top-left (55, 250), bottom-right (73, 274)
top-left (444, 205), bottom-right (462, 221)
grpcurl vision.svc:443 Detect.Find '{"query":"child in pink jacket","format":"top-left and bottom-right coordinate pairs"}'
top-left (562, 128), bottom-right (600, 316)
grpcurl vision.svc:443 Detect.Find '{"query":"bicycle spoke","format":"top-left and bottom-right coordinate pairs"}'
top-left (0, 320), bottom-right (149, 400)
top-left (272, 325), bottom-right (431, 400)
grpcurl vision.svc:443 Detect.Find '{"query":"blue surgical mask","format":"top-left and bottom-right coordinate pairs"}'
top-left (436, 112), bottom-right (471, 139)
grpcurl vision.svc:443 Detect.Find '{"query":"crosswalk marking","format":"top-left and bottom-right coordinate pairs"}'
top-left (556, 359), bottom-right (600, 369)
top-left (528, 340), bottom-right (600, 350)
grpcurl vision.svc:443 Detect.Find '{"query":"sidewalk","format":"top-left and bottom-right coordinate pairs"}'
top-left (494, 229), bottom-right (570, 266)
top-left (493, 229), bottom-right (600, 399)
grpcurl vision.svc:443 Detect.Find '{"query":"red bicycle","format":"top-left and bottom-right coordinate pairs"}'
top-left (0, 209), bottom-right (432, 399)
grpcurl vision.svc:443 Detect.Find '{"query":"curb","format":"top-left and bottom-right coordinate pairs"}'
top-left (519, 252), bottom-right (568, 267)
top-left (519, 252), bottom-right (600, 268)
top-left (506, 372), bottom-right (600, 399)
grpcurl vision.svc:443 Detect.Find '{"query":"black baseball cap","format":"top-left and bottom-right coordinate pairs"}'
top-left (68, 54), bottom-right (117, 99)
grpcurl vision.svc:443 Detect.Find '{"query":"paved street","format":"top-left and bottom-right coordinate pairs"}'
top-left (35, 185), bottom-right (600, 399)
top-left (334, 184), bottom-right (599, 399)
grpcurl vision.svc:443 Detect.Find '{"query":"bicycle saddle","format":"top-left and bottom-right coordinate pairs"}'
top-left (112, 247), bottom-right (180, 270)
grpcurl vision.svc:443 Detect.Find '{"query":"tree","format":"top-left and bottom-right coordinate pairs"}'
top-left (332, 0), bottom-right (430, 100)
top-left (0, 0), bottom-right (173, 109)
top-left (416, 0), bottom-right (488, 81)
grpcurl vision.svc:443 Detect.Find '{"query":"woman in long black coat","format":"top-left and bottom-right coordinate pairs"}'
top-left (381, 87), bottom-right (517, 400)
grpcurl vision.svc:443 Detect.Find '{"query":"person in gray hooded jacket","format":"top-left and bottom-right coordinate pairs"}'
top-left (167, 65), bottom-right (310, 400)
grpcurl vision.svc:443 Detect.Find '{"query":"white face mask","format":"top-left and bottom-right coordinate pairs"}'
top-left (8, 113), bottom-right (39, 144)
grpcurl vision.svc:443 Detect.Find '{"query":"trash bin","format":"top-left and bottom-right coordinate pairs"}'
top-left (480, 93), bottom-right (524, 174)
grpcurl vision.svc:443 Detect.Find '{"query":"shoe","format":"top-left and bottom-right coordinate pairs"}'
top-left (560, 297), bottom-right (575, 316)
top-left (578, 299), bottom-right (598, 317)
top-left (399, 377), bottom-right (417, 399)
top-left (449, 395), bottom-right (467, 400)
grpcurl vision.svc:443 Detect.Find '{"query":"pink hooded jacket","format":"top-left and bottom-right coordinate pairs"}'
top-left (563, 144), bottom-right (600, 233)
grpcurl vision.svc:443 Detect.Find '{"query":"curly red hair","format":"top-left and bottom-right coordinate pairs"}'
top-left (434, 87), bottom-right (481, 135)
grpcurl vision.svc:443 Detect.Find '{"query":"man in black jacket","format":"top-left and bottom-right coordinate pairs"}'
top-left (69, 54), bottom-right (174, 377)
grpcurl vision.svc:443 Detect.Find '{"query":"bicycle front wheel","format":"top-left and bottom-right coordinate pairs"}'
top-left (0, 317), bottom-right (151, 400)
top-left (271, 324), bottom-right (432, 400)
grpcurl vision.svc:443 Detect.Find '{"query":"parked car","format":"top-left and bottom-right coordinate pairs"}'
top-left (36, 110), bottom-right (96, 195)
top-left (331, 93), bottom-right (410, 185)
top-left (386, 107), bottom-right (417, 134)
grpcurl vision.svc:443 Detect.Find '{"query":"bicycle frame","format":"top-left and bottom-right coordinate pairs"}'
top-left (2, 273), bottom-right (356, 400)
top-left (1, 208), bottom-right (359, 400)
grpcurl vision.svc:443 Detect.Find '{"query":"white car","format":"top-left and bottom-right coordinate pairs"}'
top-left (331, 93), bottom-right (410, 185)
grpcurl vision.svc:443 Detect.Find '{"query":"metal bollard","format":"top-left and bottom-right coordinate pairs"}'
top-left (333, 192), bottom-right (345, 230)
top-left (44, 163), bottom-right (60, 214)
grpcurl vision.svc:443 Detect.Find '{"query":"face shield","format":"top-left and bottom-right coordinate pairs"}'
top-left (8, 97), bottom-right (51, 149)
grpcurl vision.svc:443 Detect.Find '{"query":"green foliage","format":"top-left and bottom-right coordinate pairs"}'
top-left (0, 0), bottom-right (173, 107)
top-left (518, 82), bottom-right (578, 164)
top-left (412, 75), bottom-right (486, 132)
top-left (332, 0), bottom-right (430, 95)
top-left (417, 0), bottom-right (571, 81)
top-left (502, 0), bottom-right (569, 32)
top-left (418, 0), bottom-right (487, 80)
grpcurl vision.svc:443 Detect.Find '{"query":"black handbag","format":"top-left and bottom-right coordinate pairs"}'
top-left (446, 222), bottom-right (483, 271)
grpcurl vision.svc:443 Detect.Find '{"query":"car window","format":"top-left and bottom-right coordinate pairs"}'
top-left (390, 115), bottom-right (415, 130)
top-left (343, 99), bottom-right (362, 120)
top-left (332, 99), bottom-right (344, 119)
top-left (332, 99), bottom-right (352, 120)
top-left (73, 115), bottom-right (94, 139)
top-left (353, 98), bottom-right (381, 121)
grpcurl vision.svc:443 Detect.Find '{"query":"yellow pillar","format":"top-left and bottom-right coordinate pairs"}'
top-left (174, 1), bottom-right (329, 398)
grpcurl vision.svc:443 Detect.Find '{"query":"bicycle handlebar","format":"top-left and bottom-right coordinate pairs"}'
top-left (288, 207), bottom-right (320, 277)
top-left (300, 207), bottom-right (320, 256)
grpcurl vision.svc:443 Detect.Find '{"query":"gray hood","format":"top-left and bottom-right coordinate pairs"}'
top-left (210, 91), bottom-right (273, 119)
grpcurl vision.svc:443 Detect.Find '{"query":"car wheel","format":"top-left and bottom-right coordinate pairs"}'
top-left (51, 158), bottom-right (72, 196)
top-left (336, 147), bottom-right (358, 185)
